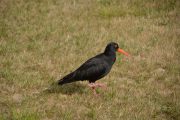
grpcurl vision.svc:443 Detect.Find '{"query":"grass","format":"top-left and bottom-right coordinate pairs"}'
top-left (0, 0), bottom-right (180, 119)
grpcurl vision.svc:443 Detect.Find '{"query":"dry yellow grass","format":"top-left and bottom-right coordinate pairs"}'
top-left (0, 0), bottom-right (180, 119)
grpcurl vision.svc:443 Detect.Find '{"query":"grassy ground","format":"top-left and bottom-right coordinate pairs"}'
top-left (0, 0), bottom-right (180, 119)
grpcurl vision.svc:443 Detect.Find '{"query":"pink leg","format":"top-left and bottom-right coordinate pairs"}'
top-left (95, 83), bottom-right (107, 89)
top-left (92, 87), bottom-right (99, 96)
top-left (88, 83), bottom-right (106, 88)
top-left (88, 83), bottom-right (98, 96)
top-left (88, 83), bottom-right (107, 96)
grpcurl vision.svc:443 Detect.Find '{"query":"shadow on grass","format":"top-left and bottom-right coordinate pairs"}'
top-left (42, 82), bottom-right (87, 95)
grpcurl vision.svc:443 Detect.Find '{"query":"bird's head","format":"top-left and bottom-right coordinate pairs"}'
top-left (104, 42), bottom-right (129, 56)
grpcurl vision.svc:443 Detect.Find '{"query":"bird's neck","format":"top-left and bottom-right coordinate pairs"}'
top-left (104, 48), bottom-right (116, 56)
top-left (104, 51), bottom-right (116, 56)
top-left (104, 47), bottom-right (116, 64)
top-left (104, 50), bottom-right (116, 64)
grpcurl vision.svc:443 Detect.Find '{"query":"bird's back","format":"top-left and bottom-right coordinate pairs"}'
top-left (73, 53), bottom-right (114, 82)
top-left (58, 53), bottom-right (115, 85)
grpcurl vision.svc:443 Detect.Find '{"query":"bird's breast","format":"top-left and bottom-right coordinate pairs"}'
top-left (113, 58), bottom-right (116, 62)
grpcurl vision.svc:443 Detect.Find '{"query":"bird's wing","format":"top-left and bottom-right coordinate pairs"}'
top-left (74, 57), bottom-right (109, 80)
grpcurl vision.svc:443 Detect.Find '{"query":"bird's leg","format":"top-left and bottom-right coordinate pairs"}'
top-left (88, 83), bottom-right (96, 88)
top-left (92, 87), bottom-right (99, 96)
top-left (88, 82), bottom-right (107, 89)
top-left (88, 83), bottom-right (99, 96)
top-left (95, 83), bottom-right (107, 89)
top-left (88, 82), bottom-right (107, 96)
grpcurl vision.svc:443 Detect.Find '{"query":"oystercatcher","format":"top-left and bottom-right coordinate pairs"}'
top-left (58, 42), bottom-right (129, 95)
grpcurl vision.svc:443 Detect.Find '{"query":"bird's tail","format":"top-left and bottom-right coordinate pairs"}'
top-left (58, 72), bottom-right (75, 85)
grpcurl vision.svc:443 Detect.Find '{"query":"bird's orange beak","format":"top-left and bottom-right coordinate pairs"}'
top-left (117, 48), bottom-right (129, 56)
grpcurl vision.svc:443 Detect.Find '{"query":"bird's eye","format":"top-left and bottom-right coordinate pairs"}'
top-left (114, 44), bottom-right (118, 48)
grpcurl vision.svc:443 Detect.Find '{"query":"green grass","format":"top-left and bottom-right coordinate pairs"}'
top-left (0, 0), bottom-right (180, 119)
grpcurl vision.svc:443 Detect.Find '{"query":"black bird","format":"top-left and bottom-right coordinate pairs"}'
top-left (58, 42), bottom-right (129, 95)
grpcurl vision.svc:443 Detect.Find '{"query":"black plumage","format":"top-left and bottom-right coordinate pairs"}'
top-left (58, 42), bottom-right (128, 86)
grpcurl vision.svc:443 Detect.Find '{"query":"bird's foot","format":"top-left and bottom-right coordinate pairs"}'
top-left (88, 83), bottom-right (99, 96)
top-left (95, 83), bottom-right (107, 90)
top-left (88, 83), bottom-right (107, 96)
top-left (88, 83), bottom-right (97, 89)
top-left (88, 83), bottom-right (107, 89)
top-left (93, 90), bottom-right (100, 97)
